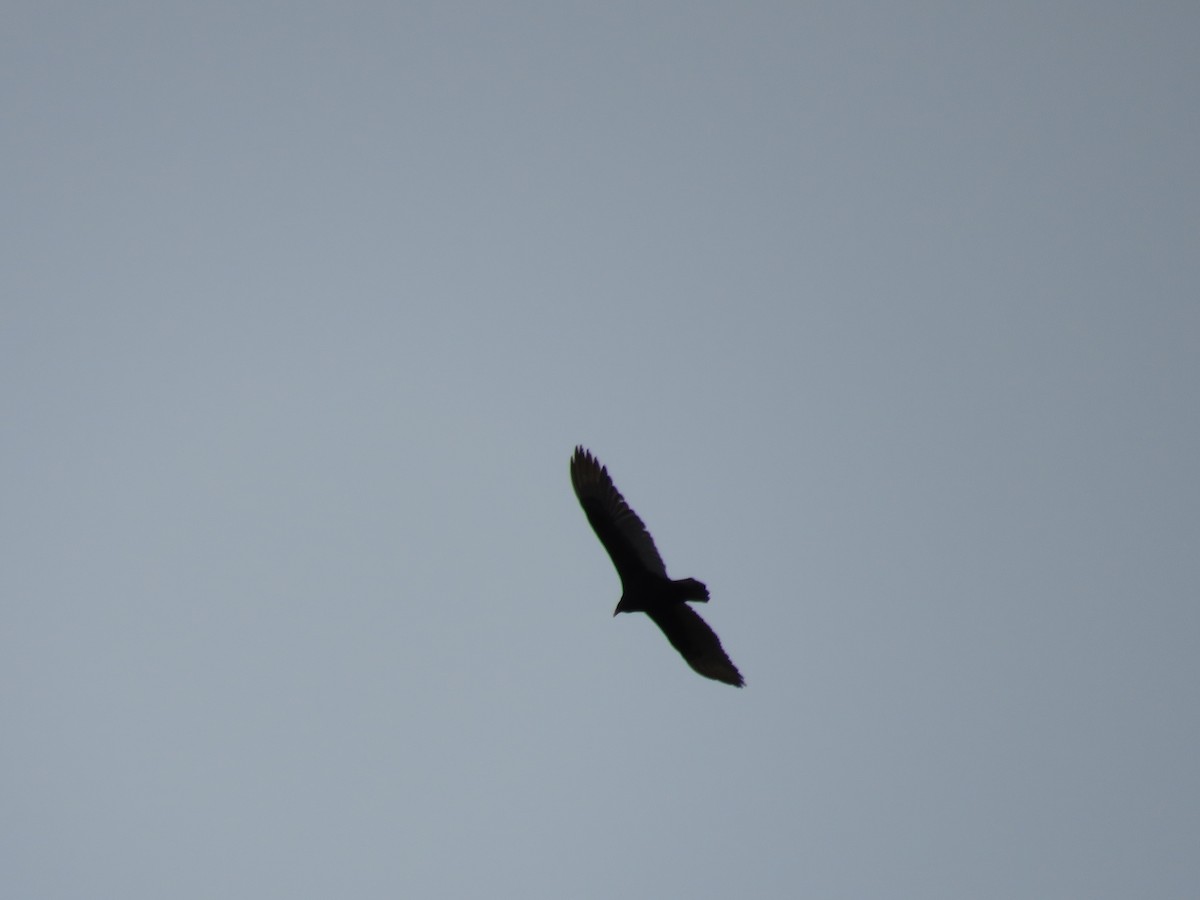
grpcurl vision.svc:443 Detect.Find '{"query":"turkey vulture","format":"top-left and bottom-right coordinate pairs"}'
top-left (570, 446), bottom-right (744, 687)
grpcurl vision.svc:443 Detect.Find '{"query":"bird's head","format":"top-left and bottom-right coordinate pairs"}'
top-left (613, 596), bottom-right (632, 616)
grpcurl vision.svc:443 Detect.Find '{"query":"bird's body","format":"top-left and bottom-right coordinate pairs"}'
top-left (570, 446), bottom-right (744, 687)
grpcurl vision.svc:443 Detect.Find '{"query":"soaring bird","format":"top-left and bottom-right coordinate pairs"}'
top-left (570, 446), bottom-right (744, 687)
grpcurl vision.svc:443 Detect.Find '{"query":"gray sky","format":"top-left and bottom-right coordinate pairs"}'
top-left (4, 3), bottom-right (1198, 897)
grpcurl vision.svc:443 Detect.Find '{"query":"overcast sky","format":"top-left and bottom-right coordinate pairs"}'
top-left (4, 3), bottom-right (1198, 898)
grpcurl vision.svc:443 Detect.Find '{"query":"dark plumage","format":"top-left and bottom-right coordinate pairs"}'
top-left (570, 446), bottom-right (744, 687)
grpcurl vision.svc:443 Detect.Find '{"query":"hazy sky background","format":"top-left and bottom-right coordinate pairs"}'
top-left (4, 3), bottom-right (1198, 897)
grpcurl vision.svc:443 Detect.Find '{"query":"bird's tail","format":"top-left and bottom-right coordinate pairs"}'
top-left (673, 577), bottom-right (709, 603)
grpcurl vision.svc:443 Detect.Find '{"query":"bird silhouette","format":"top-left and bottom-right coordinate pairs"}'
top-left (570, 446), bottom-right (744, 687)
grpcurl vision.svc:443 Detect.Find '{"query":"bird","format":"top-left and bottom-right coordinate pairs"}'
top-left (570, 446), bottom-right (744, 687)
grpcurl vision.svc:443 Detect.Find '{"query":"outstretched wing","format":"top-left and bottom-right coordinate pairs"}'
top-left (646, 603), bottom-right (744, 687)
top-left (570, 446), bottom-right (667, 582)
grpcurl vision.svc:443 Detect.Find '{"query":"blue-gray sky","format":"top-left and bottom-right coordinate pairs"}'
top-left (4, 3), bottom-right (1198, 897)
